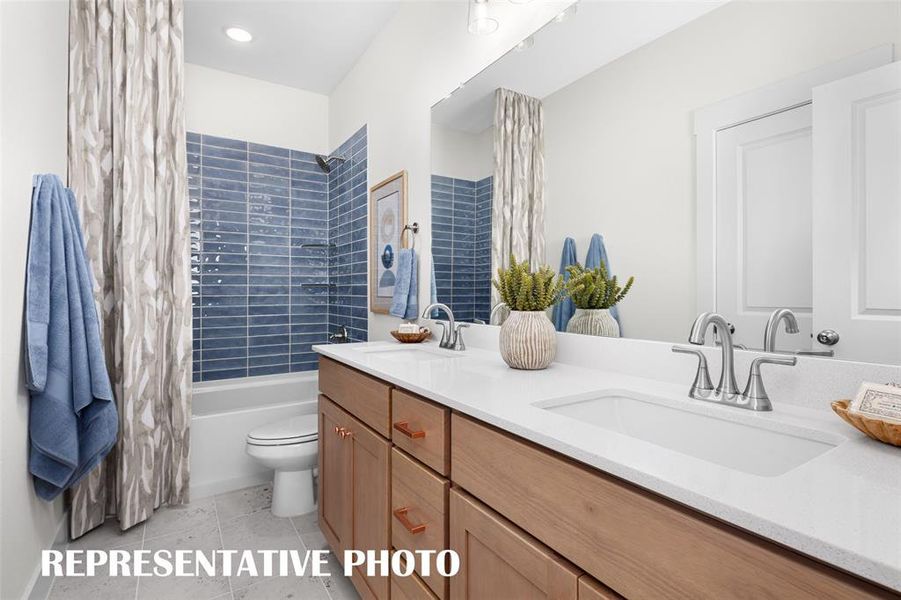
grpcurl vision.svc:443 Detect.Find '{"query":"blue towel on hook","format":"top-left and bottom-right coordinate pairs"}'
top-left (552, 237), bottom-right (577, 332)
top-left (585, 233), bottom-right (621, 331)
top-left (25, 174), bottom-right (118, 501)
top-left (390, 247), bottom-right (419, 320)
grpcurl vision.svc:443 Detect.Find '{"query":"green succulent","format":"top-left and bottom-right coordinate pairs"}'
top-left (492, 255), bottom-right (565, 311)
top-left (565, 263), bottom-right (634, 310)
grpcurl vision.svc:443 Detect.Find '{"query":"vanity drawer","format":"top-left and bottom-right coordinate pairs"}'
top-left (392, 448), bottom-right (449, 599)
top-left (391, 565), bottom-right (439, 600)
top-left (319, 356), bottom-right (392, 438)
top-left (451, 414), bottom-right (887, 600)
top-left (392, 389), bottom-right (450, 475)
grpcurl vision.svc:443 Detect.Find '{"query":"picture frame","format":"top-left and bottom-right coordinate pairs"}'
top-left (369, 170), bottom-right (408, 314)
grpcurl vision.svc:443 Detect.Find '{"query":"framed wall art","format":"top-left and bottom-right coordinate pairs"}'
top-left (369, 170), bottom-right (408, 314)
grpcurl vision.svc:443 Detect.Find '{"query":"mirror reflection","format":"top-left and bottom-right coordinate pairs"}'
top-left (430, 0), bottom-right (901, 365)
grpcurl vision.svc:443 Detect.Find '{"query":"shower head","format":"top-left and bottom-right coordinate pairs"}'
top-left (315, 154), bottom-right (347, 173)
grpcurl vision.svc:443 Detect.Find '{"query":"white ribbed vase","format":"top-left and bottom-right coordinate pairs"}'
top-left (566, 308), bottom-right (620, 337)
top-left (499, 310), bottom-right (557, 370)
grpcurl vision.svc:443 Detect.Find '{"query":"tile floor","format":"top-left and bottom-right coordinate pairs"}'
top-left (46, 484), bottom-right (359, 600)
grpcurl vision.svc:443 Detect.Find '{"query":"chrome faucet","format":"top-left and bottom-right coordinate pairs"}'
top-left (674, 312), bottom-right (797, 411)
top-left (689, 312), bottom-right (740, 397)
top-left (421, 303), bottom-right (468, 350)
top-left (329, 325), bottom-right (349, 344)
top-left (763, 308), bottom-right (799, 353)
top-left (488, 302), bottom-right (509, 325)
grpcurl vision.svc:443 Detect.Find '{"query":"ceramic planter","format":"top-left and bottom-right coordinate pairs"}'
top-left (499, 310), bottom-right (557, 370)
top-left (566, 308), bottom-right (620, 337)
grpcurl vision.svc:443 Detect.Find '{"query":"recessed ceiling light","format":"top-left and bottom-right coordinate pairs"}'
top-left (225, 27), bottom-right (253, 43)
top-left (468, 0), bottom-right (499, 35)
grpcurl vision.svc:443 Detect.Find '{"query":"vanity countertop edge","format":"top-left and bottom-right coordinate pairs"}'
top-left (313, 341), bottom-right (901, 593)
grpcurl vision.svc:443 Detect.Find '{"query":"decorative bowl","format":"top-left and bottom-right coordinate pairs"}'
top-left (831, 400), bottom-right (901, 447)
top-left (390, 329), bottom-right (431, 344)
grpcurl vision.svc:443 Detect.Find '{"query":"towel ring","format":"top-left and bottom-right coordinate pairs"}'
top-left (401, 222), bottom-right (419, 250)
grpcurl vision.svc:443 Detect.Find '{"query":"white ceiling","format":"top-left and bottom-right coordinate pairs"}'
top-left (432, 1), bottom-right (726, 133)
top-left (184, 1), bottom-right (401, 95)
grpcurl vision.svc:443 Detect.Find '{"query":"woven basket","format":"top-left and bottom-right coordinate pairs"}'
top-left (390, 329), bottom-right (431, 344)
top-left (831, 400), bottom-right (901, 447)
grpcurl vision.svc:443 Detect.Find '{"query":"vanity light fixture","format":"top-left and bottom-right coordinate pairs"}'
top-left (224, 27), bottom-right (253, 43)
top-left (468, 0), bottom-right (499, 35)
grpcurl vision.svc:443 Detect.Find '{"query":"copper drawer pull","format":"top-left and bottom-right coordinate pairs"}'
top-left (393, 507), bottom-right (426, 534)
top-left (339, 429), bottom-right (353, 439)
top-left (334, 426), bottom-right (341, 435)
top-left (393, 421), bottom-right (426, 439)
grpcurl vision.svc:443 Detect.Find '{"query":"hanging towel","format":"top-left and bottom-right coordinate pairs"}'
top-left (585, 233), bottom-right (621, 330)
top-left (25, 174), bottom-right (118, 501)
top-left (390, 247), bottom-right (419, 320)
top-left (552, 238), bottom-right (578, 332)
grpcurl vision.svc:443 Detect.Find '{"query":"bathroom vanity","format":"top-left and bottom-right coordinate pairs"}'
top-left (314, 343), bottom-right (900, 599)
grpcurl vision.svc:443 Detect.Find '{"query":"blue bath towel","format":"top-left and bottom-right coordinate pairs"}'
top-left (552, 238), bottom-right (577, 332)
top-left (390, 247), bottom-right (419, 320)
top-left (25, 174), bottom-right (118, 501)
top-left (585, 233), bottom-right (621, 330)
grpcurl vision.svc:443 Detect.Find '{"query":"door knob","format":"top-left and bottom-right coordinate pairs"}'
top-left (816, 329), bottom-right (840, 346)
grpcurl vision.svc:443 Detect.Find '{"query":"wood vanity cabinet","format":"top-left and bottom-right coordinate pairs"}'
top-left (319, 357), bottom-right (891, 600)
top-left (318, 394), bottom-right (391, 600)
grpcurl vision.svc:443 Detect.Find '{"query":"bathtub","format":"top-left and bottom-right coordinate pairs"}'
top-left (190, 372), bottom-right (318, 499)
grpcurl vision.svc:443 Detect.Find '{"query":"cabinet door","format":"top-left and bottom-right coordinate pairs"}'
top-left (347, 411), bottom-right (392, 600)
top-left (319, 395), bottom-right (351, 557)
top-left (449, 489), bottom-right (579, 600)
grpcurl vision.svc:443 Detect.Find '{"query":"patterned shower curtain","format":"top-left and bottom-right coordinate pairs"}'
top-left (491, 88), bottom-right (546, 305)
top-left (67, 0), bottom-right (192, 537)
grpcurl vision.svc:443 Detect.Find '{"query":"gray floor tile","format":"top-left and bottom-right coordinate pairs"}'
top-left (67, 519), bottom-right (145, 550)
top-left (232, 575), bottom-right (330, 600)
top-left (290, 510), bottom-right (320, 535)
top-left (319, 552), bottom-right (359, 600)
top-left (219, 509), bottom-right (304, 590)
top-left (299, 529), bottom-right (328, 552)
top-left (138, 523), bottom-right (230, 600)
top-left (144, 497), bottom-right (218, 542)
top-left (214, 484), bottom-right (273, 521)
top-left (47, 542), bottom-right (141, 600)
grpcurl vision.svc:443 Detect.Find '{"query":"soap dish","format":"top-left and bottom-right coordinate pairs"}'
top-left (831, 400), bottom-right (901, 447)
top-left (390, 329), bottom-right (431, 344)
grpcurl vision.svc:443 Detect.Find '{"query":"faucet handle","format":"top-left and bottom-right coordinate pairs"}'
top-left (433, 320), bottom-right (451, 348)
top-left (452, 322), bottom-right (470, 351)
top-left (672, 346), bottom-right (714, 395)
top-left (741, 354), bottom-right (797, 411)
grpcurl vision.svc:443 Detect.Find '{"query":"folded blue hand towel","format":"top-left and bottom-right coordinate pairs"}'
top-left (26, 174), bottom-right (118, 501)
top-left (390, 247), bottom-right (419, 320)
top-left (552, 237), bottom-right (578, 332)
top-left (585, 233), bottom-right (621, 331)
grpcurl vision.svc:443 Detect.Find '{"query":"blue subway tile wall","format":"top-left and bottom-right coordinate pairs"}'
top-left (328, 127), bottom-right (369, 343)
top-left (189, 127), bottom-right (368, 382)
top-left (431, 174), bottom-right (492, 323)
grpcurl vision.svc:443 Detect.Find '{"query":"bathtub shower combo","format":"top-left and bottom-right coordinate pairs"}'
top-left (189, 128), bottom-right (368, 515)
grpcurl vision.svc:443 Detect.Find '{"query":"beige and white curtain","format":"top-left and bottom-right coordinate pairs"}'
top-left (67, 0), bottom-right (192, 537)
top-left (491, 88), bottom-right (546, 304)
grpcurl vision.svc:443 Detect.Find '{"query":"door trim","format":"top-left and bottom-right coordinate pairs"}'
top-left (693, 44), bottom-right (893, 316)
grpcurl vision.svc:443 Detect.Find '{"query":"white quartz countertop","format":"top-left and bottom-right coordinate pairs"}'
top-left (314, 341), bottom-right (901, 591)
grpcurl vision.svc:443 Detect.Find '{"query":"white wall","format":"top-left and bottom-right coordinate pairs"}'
top-left (185, 63), bottom-right (329, 153)
top-left (329, 1), bottom-right (571, 340)
top-left (431, 123), bottom-right (493, 182)
top-left (543, 0), bottom-right (901, 343)
top-left (0, 2), bottom-right (69, 598)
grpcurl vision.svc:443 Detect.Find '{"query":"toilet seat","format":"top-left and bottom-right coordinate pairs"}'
top-left (247, 414), bottom-right (318, 447)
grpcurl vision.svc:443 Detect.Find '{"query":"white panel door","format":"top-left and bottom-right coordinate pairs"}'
top-left (813, 62), bottom-right (901, 365)
top-left (715, 105), bottom-right (813, 351)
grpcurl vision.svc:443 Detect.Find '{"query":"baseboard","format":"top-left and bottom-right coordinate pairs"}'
top-left (190, 472), bottom-right (273, 500)
top-left (25, 510), bottom-right (68, 600)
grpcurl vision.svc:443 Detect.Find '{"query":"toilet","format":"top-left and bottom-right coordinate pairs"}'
top-left (245, 414), bottom-right (319, 517)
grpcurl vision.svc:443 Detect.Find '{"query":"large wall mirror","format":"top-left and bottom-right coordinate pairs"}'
top-left (430, 0), bottom-right (901, 365)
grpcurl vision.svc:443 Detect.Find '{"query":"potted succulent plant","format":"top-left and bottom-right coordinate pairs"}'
top-left (564, 263), bottom-right (634, 337)
top-left (492, 257), bottom-right (566, 370)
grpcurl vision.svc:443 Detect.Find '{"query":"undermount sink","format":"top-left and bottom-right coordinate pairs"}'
top-left (352, 344), bottom-right (461, 362)
top-left (538, 391), bottom-right (843, 477)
